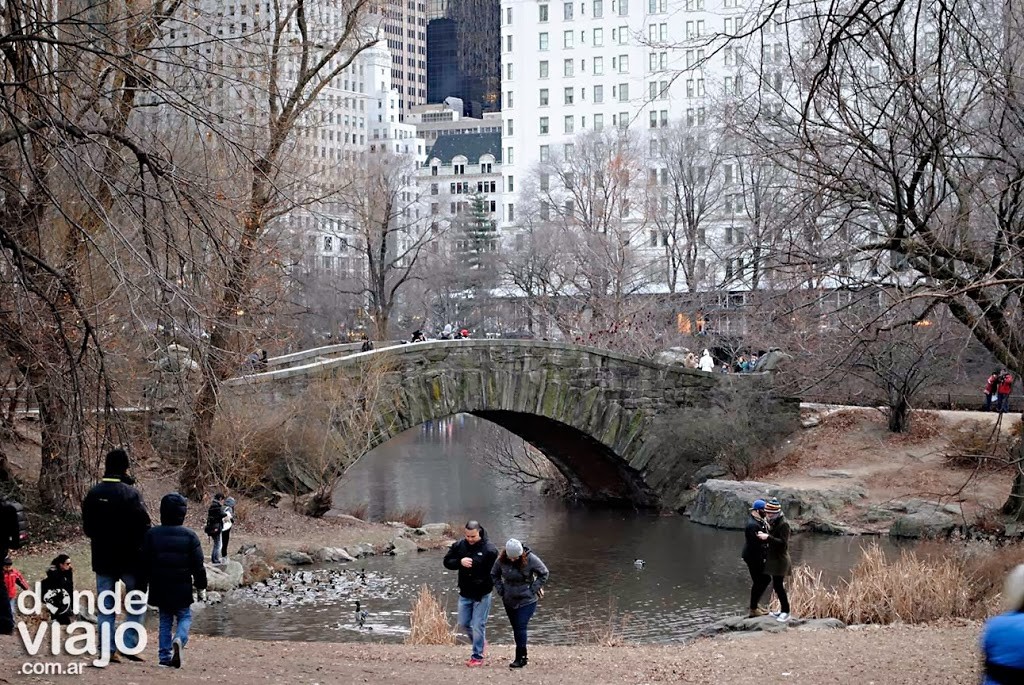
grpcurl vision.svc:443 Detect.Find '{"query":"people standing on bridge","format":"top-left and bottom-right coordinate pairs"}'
top-left (441, 324), bottom-right (454, 340)
top-left (761, 498), bottom-right (792, 622)
top-left (984, 370), bottom-right (1000, 411)
top-left (698, 349), bottom-right (715, 373)
top-left (997, 370), bottom-right (1015, 413)
top-left (360, 335), bottom-right (374, 352)
top-left (492, 538), bottom-right (549, 669)
top-left (460, 329), bottom-right (470, 339)
top-left (741, 499), bottom-right (771, 618)
top-left (981, 563), bottom-right (1024, 684)
top-left (411, 329), bottom-right (425, 343)
top-left (442, 520), bottom-right (498, 667)
top-left (81, 448), bottom-right (151, 663)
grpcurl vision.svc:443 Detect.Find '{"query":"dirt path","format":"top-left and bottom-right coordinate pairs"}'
top-left (0, 623), bottom-right (981, 684)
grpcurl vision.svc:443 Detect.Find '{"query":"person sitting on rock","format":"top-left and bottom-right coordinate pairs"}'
top-left (140, 493), bottom-right (208, 669)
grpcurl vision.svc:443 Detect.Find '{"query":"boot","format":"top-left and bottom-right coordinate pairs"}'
top-left (747, 606), bottom-right (768, 618)
top-left (509, 646), bottom-right (528, 668)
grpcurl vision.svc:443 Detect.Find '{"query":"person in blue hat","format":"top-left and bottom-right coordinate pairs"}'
top-left (741, 498), bottom-right (771, 617)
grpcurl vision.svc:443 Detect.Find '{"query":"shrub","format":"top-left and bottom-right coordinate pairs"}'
top-left (386, 507), bottom-right (425, 528)
top-left (405, 585), bottom-right (455, 645)
top-left (788, 541), bottom-right (1024, 624)
top-left (341, 502), bottom-right (369, 521)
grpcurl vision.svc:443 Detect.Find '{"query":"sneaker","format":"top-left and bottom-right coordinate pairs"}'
top-left (768, 611), bottom-right (781, 618)
top-left (465, 658), bottom-right (484, 667)
top-left (158, 662), bottom-right (173, 668)
top-left (776, 612), bottom-right (790, 622)
top-left (123, 652), bottom-right (146, 663)
top-left (171, 638), bottom-right (183, 668)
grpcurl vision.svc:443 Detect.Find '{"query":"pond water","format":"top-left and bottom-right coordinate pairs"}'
top-left (192, 415), bottom-right (902, 644)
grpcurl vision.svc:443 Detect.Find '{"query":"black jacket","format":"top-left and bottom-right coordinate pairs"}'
top-left (205, 501), bottom-right (227, 536)
top-left (41, 564), bottom-right (75, 624)
top-left (741, 513), bottom-right (768, 566)
top-left (764, 516), bottom-right (792, 577)
top-left (140, 494), bottom-right (208, 611)
top-left (0, 498), bottom-right (29, 551)
top-left (443, 530), bottom-right (499, 601)
top-left (81, 477), bottom-right (151, 576)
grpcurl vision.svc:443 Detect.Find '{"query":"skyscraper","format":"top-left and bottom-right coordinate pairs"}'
top-left (378, 0), bottom-right (428, 118)
top-left (426, 0), bottom-right (501, 116)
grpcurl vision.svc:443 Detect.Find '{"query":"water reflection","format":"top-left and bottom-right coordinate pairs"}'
top-left (192, 415), bottom-right (901, 643)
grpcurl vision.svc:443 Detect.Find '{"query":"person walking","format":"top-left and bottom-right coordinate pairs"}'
top-left (82, 448), bottom-right (151, 663)
top-left (740, 499), bottom-right (771, 617)
top-left (762, 498), bottom-right (792, 622)
top-left (204, 494), bottom-right (228, 564)
top-left (3, 556), bottom-right (29, 617)
top-left (442, 520), bottom-right (499, 667)
top-left (491, 538), bottom-right (549, 669)
top-left (39, 554), bottom-right (75, 625)
top-left (220, 497), bottom-right (236, 561)
top-left (140, 493), bottom-right (208, 669)
top-left (981, 563), bottom-right (1024, 684)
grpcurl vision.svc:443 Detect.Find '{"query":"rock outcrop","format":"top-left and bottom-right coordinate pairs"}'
top-left (205, 560), bottom-right (245, 592)
top-left (689, 479), bottom-right (866, 532)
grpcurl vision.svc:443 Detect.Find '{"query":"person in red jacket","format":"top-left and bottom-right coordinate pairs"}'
top-left (3, 556), bottom-right (29, 617)
top-left (984, 371), bottom-right (1000, 411)
top-left (997, 371), bottom-right (1015, 413)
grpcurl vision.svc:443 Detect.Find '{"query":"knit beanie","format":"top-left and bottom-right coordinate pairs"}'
top-left (764, 498), bottom-right (782, 515)
top-left (505, 538), bottom-right (524, 558)
top-left (104, 449), bottom-right (130, 476)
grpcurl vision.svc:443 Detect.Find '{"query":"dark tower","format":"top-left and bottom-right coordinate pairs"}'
top-left (425, 0), bottom-right (500, 115)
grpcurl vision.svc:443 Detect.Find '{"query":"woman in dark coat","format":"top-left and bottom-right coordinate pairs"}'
top-left (40, 554), bottom-right (75, 625)
top-left (741, 499), bottom-right (771, 617)
top-left (763, 498), bottom-right (792, 622)
top-left (491, 538), bottom-right (549, 669)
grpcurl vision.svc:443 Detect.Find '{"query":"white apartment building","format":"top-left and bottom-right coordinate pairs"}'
top-left (499, 0), bottom-right (791, 295)
top-left (417, 131), bottom-right (502, 243)
top-left (407, 98), bottom-right (504, 152)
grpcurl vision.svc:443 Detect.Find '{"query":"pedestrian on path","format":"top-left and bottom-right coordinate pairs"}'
top-left (442, 520), bottom-right (498, 667)
top-left (492, 538), bottom-right (549, 669)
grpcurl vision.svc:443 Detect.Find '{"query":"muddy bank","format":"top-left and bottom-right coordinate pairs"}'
top-left (0, 622), bottom-right (981, 683)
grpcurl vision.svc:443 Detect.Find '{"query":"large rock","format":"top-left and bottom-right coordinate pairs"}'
top-left (419, 523), bottom-right (451, 536)
top-left (692, 464), bottom-right (729, 485)
top-left (275, 549), bottom-right (314, 566)
top-left (690, 479), bottom-right (866, 531)
top-left (386, 536), bottom-right (420, 555)
top-left (205, 560), bottom-right (244, 592)
top-left (889, 511), bottom-right (960, 538)
top-left (696, 614), bottom-right (846, 638)
top-left (312, 547), bottom-right (355, 563)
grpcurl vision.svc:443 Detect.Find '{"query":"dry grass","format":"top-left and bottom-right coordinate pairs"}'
top-left (340, 502), bottom-right (369, 520)
top-left (789, 541), bottom-right (1024, 624)
top-left (405, 585), bottom-right (456, 646)
top-left (559, 595), bottom-right (633, 646)
top-left (386, 507), bottom-right (425, 528)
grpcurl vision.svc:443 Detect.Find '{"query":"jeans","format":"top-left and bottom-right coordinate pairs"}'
top-left (221, 529), bottom-right (231, 558)
top-left (504, 602), bottom-right (537, 654)
top-left (745, 560), bottom-right (772, 610)
top-left (998, 393), bottom-right (1011, 413)
top-left (457, 594), bottom-right (492, 659)
top-left (96, 572), bottom-right (146, 654)
top-left (158, 607), bottom-right (192, 664)
top-left (210, 533), bottom-right (223, 564)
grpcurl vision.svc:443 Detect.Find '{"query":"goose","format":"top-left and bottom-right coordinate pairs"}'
top-left (355, 600), bottom-right (369, 628)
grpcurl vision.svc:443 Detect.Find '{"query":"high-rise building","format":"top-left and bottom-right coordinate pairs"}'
top-left (426, 0), bottom-right (501, 116)
top-left (377, 0), bottom-right (428, 118)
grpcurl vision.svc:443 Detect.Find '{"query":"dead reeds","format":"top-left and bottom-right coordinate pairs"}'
top-left (405, 585), bottom-right (456, 645)
top-left (789, 541), bottom-right (1024, 624)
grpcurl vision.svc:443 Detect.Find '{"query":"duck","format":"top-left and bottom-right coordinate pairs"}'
top-left (355, 600), bottom-right (369, 628)
top-left (633, 559), bottom-right (646, 569)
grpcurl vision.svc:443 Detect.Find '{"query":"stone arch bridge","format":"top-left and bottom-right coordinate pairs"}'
top-left (222, 340), bottom-right (799, 510)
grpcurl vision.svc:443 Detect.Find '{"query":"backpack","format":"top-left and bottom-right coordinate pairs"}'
top-left (0, 497), bottom-right (29, 550)
top-left (204, 503), bottom-right (223, 537)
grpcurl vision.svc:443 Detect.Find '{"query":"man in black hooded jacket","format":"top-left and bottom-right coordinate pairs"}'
top-left (443, 520), bottom-right (498, 666)
top-left (140, 493), bottom-right (207, 669)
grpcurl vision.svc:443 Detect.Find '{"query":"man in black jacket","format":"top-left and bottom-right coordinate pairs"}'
top-left (140, 493), bottom-right (207, 669)
top-left (443, 520), bottom-right (498, 667)
top-left (741, 498), bottom-right (771, 618)
top-left (81, 448), bottom-right (151, 662)
top-left (0, 496), bottom-right (28, 635)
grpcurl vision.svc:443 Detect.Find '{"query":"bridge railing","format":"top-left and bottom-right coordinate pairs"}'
top-left (263, 341), bottom-right (405, 371)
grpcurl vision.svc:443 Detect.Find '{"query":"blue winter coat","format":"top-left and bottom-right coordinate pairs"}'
top-left (981, 611), bottom-right (1024, 685)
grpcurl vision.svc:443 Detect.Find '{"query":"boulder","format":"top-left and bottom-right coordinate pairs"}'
top-left (697, 614), bottom-right (846, 638)
top-left (889, 511), bottom-right (959, 539)
top-left (420, 523), bottom-right (451, 536)
top-left (692, 464), bottom-right (729, 485)
top-left (275, 549), bottom-right (314, 566)
top-left (205, 560), bottom-right (244, 592)
top-left (312, 547), bottom-right (355, 563)
top-left (654, 347), bottom-right (695, 367)
top-left (386, 536), bottom-right (420, 555)
top-left (348, 543), bottom-right (376, 558)
top-left (690, 479), bottom-right (866, 531)
top-left (801, 416), bottom-right (821, 428)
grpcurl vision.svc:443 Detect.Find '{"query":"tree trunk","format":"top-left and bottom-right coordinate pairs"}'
top-left (1003, 428), bottom-right (1024, 521)
top-left (33, 380), bottom-right (80, 515)
top-left (888, 396), bottom-right (911, 433)
top-left (180, 376), bottom-right (218, 501)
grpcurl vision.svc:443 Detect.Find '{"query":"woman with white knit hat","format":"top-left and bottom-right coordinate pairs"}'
top-left (491, 538), bottom-right (549, 669)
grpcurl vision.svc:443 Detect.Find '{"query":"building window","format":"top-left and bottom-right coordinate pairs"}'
top-left (506, 90), bottom-right (514, 107)
top-left (506, 35), bottom-right (513, 51)
top-left (594, 113), bottom-right (604, 130)
top-left (540, 145), bottom-right (550, 162)
top-left (323, 236), bottom-right (333, 251)
top-left (564, 87), bottom-right (574, 104)
top-left (619, 54), bottom-right (629, 73)
top-left (564, 58), bottom-right (574, 77)
top-left (618, 111), bottom-right (629, 129)
top-left (540, 61), bottom-right (549, 78)
top-left (540, 116), bottom-right (550, 134)
top-left (507, 176), bottom-right (514, 192)
top-left (507, 62), bottom-right (513, 79)
top-left (594, 28), bottom-right (603, 45)
top-left (649, 111), bottom-right (657, 128)
top-left (430, 183), bottom-right (439, 195)
top-left (564, 30), bottom-right (574, 48)
top-left (539, 4), bottom-right (549, 21)
top-left (618, 0), bottom-right (628, 15)
top-left (507, 119), bottom-right (514, 135)
top-left (594, 84), bottom-right (604, 102)
top-left (618, 83), bottom-right (629, 101)
top-left (507, 146), bottom-right (514, 163)
top-left (594, 56), bottom-right (604, 75)
top-left (540, 88), bottom-right (549, 105)
top-left (564, 2), bottom-right (573, 19)
top-left (594, 0), bottom-right (603, 16)
top-left (564, 115), bottom-right (575, 133)
top-left (454, 163), bottom-right (465, 175)
top-left (539, 32), bottom-right (549, 50)
top-left (508, 203), bottom-right (515, 221)
top-left (540, 173), bottom-right (550, 191)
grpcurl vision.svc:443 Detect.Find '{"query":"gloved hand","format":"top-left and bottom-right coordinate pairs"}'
top-left (197, 589), bottom-right (208, 602)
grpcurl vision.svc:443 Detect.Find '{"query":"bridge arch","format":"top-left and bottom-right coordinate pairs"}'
top-left (223, 340), bottom-right (798, 508)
